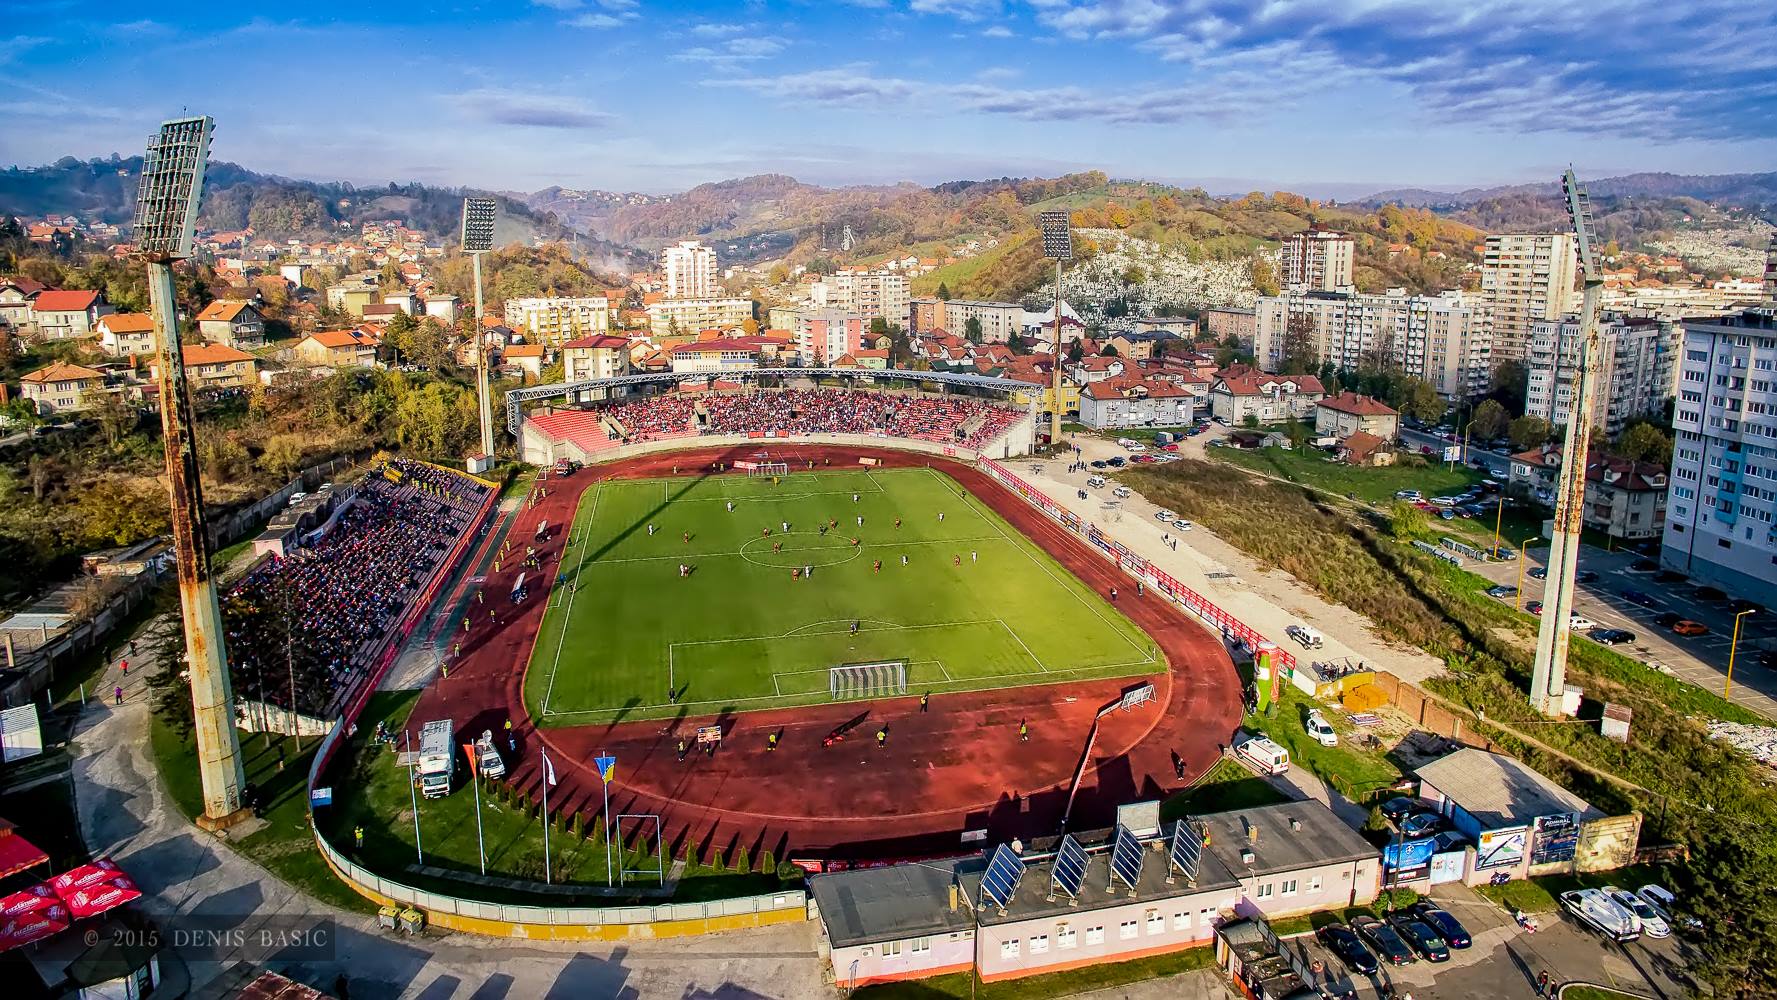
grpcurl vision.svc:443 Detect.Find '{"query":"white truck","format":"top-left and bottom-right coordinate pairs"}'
top-left (472, 729), bottom-right (507, 780)
top-left (417, 719), bottom-right (455, 799)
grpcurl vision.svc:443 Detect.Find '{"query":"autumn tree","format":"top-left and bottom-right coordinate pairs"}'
top-left (1615, 422), bottom-right (1674, 465)
top-left (1278, 313), bottom-right (1320, 375)
top-left (1471, 399), bottom-right (1510, 440)
top-left (1508, 415), bottom-right (1554, 451)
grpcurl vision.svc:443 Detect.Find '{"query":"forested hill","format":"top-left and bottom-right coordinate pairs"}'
top-left (0, 154), bottom-right (643, 267)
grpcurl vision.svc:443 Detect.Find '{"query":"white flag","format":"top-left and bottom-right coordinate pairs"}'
top-left (541, 749), bottom-right (557, 787)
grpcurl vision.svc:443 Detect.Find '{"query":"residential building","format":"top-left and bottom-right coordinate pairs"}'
top-left (832, 269), bottom-right (911, 327)
top-left (1130, 316), bottom-right (1199, 339)
top-left (662, 241), bottom-right (717, 299)
top-left (0, 277), bottom-right (49, 334)
top-left (670, 338), bottom-right (759, 374)
top-left (562, 334), bottom-right (632, 383)
top-left (278, 263), bottom-right (307, 288)
top-left (1525, 314), bottom-right (1679, 436)
top-left (424, 294), bottom-right (461, 325)
top-left (325, 281), bottom-right (381, 317)
top-left (1209, 371), bottom-right (1326, 424)
top-left (31, 289), bottom-right (112, 341)
top-left (1253, 289), bottom-right (1492, 398)
top-left (1203, 307), bottom-right (1255, 346)
top-left (20, 361), bottom-right (105, 414)
top-left (95, 313), bottom-right (157, 357)
top-left (910, 298), bottom-right (1023, 342)
top-left (1481, 233), bottom-right (1577, 364)
top-left (1077, 376), bottom-right (1196, 429)
top-left (809, 800), bottom-right (1379, 988)
top-left (503, 296), bottom-right (610, 346)
top-left (1107, 330), bottom-right (1182, 361)
top-left (645, 298), bottom-right (753, 339)
top-left (1660, 309), bottom-right (1777, 604)
top-left (1509, 446), bottom-right (1669, 540)
top-left (194, 300), bottom-right (266, 349)
top-left (1314, 392), bottom-right (1399, 441)
top-left (501, 344), bottom-right (549, 380)
top-left (294, 329), bottom-right (380, 369)
top-left (795, 309), bottom-right (865, 365)
top-left (152, 343), bottom-right (258, 391)
top-left (1279, 230), bottom-right (1354, 292)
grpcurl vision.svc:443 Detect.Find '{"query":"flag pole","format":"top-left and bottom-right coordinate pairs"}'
top-left (542, 748), bottom-right (553, 884)
top-left (467, 743), bottom-right (486, 875)
top-left (406, 730), bottom-right (422, 864)
top-left (603, 751), bottom-right (613, 886)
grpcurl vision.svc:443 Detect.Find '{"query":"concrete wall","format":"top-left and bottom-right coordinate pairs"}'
top-left (523, 427), bottom-right (1005, 469)
top-left (831, 931), bottom-right (975, 988)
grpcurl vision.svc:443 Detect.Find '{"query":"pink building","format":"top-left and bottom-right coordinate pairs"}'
top-left (812, 801), bottom-right (1380, 988)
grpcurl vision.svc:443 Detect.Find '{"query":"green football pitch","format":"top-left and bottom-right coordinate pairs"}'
top-left (524, 466), bottom-right (1163, 724)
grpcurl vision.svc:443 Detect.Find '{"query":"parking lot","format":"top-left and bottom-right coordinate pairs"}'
top-left (1470, 545), bottom-right (1777, 718)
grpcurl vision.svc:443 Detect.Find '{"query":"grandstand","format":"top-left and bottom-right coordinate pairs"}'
top-left (222, 459), bottom-right (491, 720)
top-left (524, 385), bottom-right (1030, 466)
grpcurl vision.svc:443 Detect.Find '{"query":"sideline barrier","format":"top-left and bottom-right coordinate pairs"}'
top-left (976, 459), bottom-right (1298, 678)
top-left (303, 470), bottom-right (807, 938)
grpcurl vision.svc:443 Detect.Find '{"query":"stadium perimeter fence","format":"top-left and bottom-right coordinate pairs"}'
top-left (303, 468), bottom-right (806, 935)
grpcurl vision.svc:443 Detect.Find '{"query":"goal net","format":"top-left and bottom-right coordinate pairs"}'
top-left (829, 659), bottom-right (909, 701)
top-left (750, 462), bottom-right (790, 477)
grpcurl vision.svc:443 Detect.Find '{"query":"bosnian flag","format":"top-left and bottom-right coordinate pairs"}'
top-left (541, 749), bottom-right (557, 787)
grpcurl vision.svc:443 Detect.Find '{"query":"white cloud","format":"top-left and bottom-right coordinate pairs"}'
top-left (447, 88), bottom-right (617, 129)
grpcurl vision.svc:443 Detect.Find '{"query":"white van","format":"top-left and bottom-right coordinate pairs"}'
top-left (1236, 735), bottom-right (1290, 775)
top-left (1087, 475), bottom-right (1107, 489)
top-left (1286, 624), bottom-right (1325, 649)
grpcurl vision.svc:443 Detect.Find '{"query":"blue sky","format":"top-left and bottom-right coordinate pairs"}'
top-left (4, 0), bottom-right (1775, 197)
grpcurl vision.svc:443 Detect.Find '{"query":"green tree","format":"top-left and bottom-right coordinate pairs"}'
top-left (1508, 414), bottom-right (1554, 451)
top-left (964, 316), bottom-right (984, 344)
top-left (1100, 344), bottom-right (1118, 357)
top-left (936, 282), bottom-right (952, 301)
top-left (1401, 379), bottom-right (1446, 425)
top-left (1470, 399), bottom-right (1509, 440)
top-left (91, 391), bottom-right (139, 448)
top-left (1616, 422), bottom-right (1673, 465)
top-left (1067, 343), bottom-right (1085, 363)
top-left (1490, 360), bottom-right (1528, 415)
top-left (1241, 414), bottom-right (1260, 429)
top-left (1278, 313), bottom-right (1319, 375)
top-left (1250, 257), bottom-right (1280, 297)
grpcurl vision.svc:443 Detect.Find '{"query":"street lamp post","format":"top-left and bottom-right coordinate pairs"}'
top-left (1725, 609), bottom-right (1756, 700)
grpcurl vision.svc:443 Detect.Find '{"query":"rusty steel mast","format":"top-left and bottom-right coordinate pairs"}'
top-left (1039, 211), bottom-right (1073, 443)
top-left (136, 115), bottom-right (249, 827)
top-left (1529, 170), bottom-right (1605, 716)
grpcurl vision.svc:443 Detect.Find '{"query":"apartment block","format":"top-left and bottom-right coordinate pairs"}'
top-left (909, 298), bottom-right (1023, 341)
top-left (795, 309), bottom-right (866, 364)
top-left (1661, 309), bottom-right (1777, 606)
top-left (662, 241), bottom-right (718, 299)
top-left (502, 296), bottom-right (610, 346)
top-left (1279, 230), bottom-right (1354, 292)
top-left (1525, 314), bottom-right (1679, 436)
top-left (832, 269), bottom-right (910, 327)
top-left (645, 297), bottom-right (753, 338)
top-left (1481, 233), bottom-right (1577, 364)
top-left (1252, 289), bottom-right (1492, 398)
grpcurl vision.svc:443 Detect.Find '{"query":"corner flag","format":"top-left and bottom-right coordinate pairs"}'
top-left (541, 749), bottom-right (558, 787)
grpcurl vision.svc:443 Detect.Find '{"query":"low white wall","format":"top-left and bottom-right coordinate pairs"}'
top-left (523, 426), bottom-right (1035, 468)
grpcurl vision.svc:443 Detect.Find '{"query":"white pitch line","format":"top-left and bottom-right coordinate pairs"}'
top-left (539, 481), bottom-right (600, 716)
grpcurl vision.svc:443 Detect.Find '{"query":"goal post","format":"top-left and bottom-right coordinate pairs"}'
top-left (828, 659), bottom-right (909, 701)
top-left (749, 462), bottom-right (789, 477)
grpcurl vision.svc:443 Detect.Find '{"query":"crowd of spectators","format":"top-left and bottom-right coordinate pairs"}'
top-left (223, 460), bottom-right (490, 718)
top-left (594, 388), bottom-right (1020, 449)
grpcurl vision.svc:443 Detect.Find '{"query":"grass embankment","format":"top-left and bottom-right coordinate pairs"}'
top-left (1161, 757), bottom-right (1289, 819)
top-left (1245, 685), bottom-right (1405, 804)
top-left (1123, 457), bottom-right (1773, 991)
top-left (853, 944), bottom-right (1214, 1000)
top-left (1475, 864), bottom-right (1668, 915)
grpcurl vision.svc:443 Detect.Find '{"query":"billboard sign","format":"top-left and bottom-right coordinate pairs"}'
top-left (1477, 826), bottom-right (1528, 870)
top-left (1382, 837), bottom-right (1437, 881)
top-left (1530, 813), bottom-right (1580, 865)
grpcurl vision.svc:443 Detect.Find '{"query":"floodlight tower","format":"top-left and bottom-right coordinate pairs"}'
top-left (1039, 211), bottom-right (1074, 443)
top-left (461, 198), bottom-right (497, 472)
top-left (1529, 169), bottom-right (1606, 716)
top-left (134, 115), bottom-right (249, 828)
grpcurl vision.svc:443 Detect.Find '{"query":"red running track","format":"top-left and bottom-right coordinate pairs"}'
top-left (410, 445), bottom-right (1242, 865)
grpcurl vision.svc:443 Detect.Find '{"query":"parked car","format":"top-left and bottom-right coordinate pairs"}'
top-left (1655, 612), bottom-right (1683, 628)
top-left (1286, 624), bottom-right (1325, 649)
top-left (1111, 486), bottom-right (1131, 498)
top-left (1305, 709), bottom-right (1338, 747)
top-left (1401, 813), bottom-right (1442, 838)
top-left (1155, 509), bottom-right (1176, 521)
top-left (1412, 904), bottom-right (1472, 949)
top-left (1636, 884), bottom-right (1701, 930)
top-left (1394, 489), bottom-right (1423, 501)
top-left (1107, 457), bottom-right (1126, 467)
top-left (1631, 558), bottom-right (1660, 572)
top-left (1568, 615), bottom-right (1597, 632)
top-left (1349, 916), bottom-right (1416, 967)
top-left (1386, 912), bottom-right (1451, 962)
top-left (1672, 620), bottom-right (1710, 636)
top-left (1620, 589), bottom-right (1658, 607)
top-left (1655, 569), bottom-right (1687, 583)
top-left (1607, 886), bottom-right (1670, 938)
top-left (1316, 923), bottom-right (1380, 976)
top-left (1695, 585), bottom-right (1727, 602)
top-left (1729, 598), bottom-right (1764, 614)
top-left (1380, 797), bottom-right (1418, 825)
top-left (1528, 566), bottom-right (1548, 579)
top-left (1486, 585), bottom-right (1517, 598)
top-left (1090, 459), bottom-right (1107, 469)
top-left (1527, 601), bottom-right (1544, 615)
top-left (1576, 570), bottom-right (1599, 583)
top-left (1172, 519), bottom-right (1194, 531)
top-left (1591, 628), bottom-right (1636, 645)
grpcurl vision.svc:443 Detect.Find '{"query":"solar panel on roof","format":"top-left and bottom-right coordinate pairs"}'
top-left (980, 844), bottom-right (1025, 910)
top-left (1169, 819), bottom-right (1202, 883)
top-left (1051, 835), bottom-right (1087, 899)
top-left (1109, 824), bottom-right (1144, 891)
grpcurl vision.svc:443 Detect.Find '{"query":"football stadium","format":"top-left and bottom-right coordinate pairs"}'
top-left (383, 377), bottom-right (1246, 864)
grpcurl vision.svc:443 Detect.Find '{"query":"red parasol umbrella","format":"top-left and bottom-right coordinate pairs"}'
top-left (62, 876), bottom-right (141, 920)
top-left (0, 903), bottom-right (71, 952)
top-left (0, 884), bottom-right (59, 918)
top-left (49, 859), bottom-right (123, 894)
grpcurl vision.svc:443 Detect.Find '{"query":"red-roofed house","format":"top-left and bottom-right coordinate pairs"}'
top-left (1509, 446), bottom-right (1669, 540)
top-left (0, 277), bottom-right (49, 334)
top-left (563, 334), bottom-right (632, 383)
top-left (21, 361), bottom-right (106, 414)
top-left (1209, 372), bottom-right (1325, 424)
top-left (195, 300), bottom-right (266, 349)
top-left (295, 329), bottom-right (380, 369)
top-left (31, 289), bottom-right (113, 341)
top-left (1314, 392), bottom-right (1399, 441)
top-left (1078, 375), bottom-right (1197, 430)
top-left (150, 344), bottom-right (259, 391)
top-left (501, 343), bottom-right (550, 380)
top-left (96, 313), bottom-right (158, 357)
top-left (1337, 430), bottom-right (1395, 467)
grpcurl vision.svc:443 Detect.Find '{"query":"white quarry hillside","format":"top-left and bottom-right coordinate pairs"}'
top-left (1030, 228), bottom-right (1265, 327)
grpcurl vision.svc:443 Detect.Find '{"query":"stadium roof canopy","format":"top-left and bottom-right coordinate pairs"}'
top-left (504, 367), bottom-right (1037, 434)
